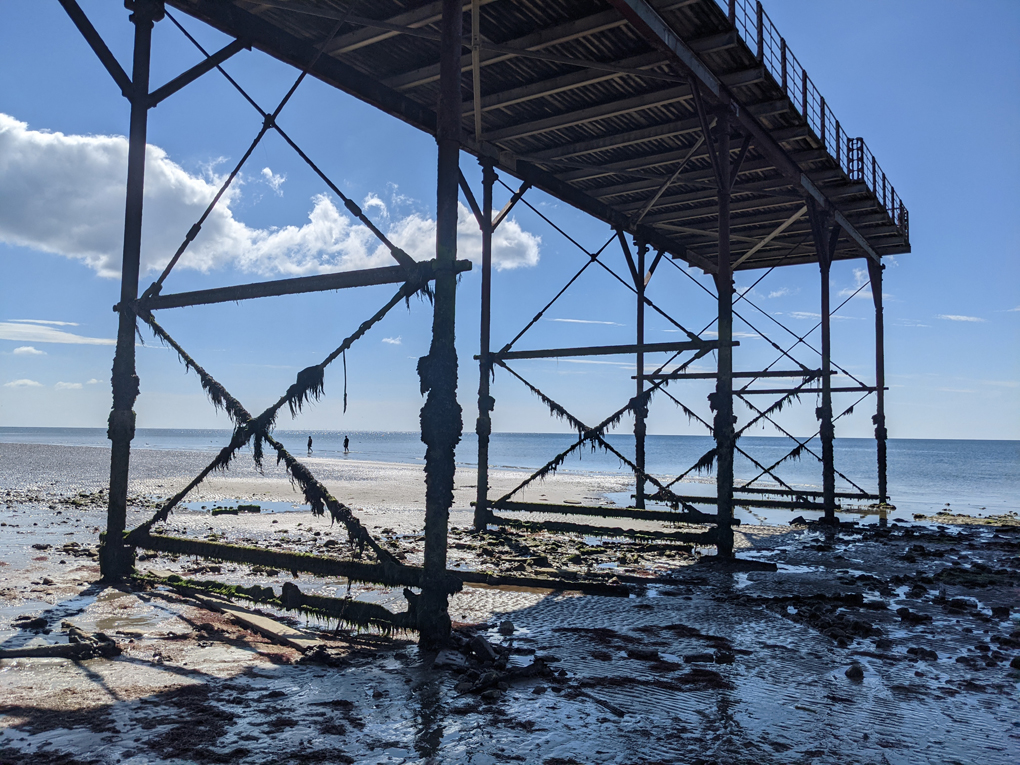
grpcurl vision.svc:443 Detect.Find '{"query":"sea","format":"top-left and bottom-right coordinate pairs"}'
top-left (1, 427), bottom-right (1016, 522)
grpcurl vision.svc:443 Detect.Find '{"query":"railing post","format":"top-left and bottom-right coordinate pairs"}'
top-left (780, 38), bottom-right (787, 92)
top-left (755, 1), bottom-right (764, 61)
top-left (728, 0), bottom-right (736, 25)
top-left (101, 0), bottom-right (163, 582)
top-left (819, 96), bottom-right (826, 146)
top-left (835, 120), bottom-right (841, 168)
top-left (801, 69), bottom-right (808, 119)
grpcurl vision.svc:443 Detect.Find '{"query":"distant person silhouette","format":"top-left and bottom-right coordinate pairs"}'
top-left (307, 436), bottom-right (313, 455)
top-left (343, 436), bottom-right (350, 453)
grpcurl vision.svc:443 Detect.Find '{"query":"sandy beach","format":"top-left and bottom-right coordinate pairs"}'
top-left (1, 441), bottom-right (1019, 764)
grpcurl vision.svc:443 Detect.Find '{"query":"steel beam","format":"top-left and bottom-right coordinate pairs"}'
top-left (493, 339), bottom-right (718, 361)
top-left (141, 262), bottom-right (470, 310)
top-left (642, 368), bottom-right (823, 380)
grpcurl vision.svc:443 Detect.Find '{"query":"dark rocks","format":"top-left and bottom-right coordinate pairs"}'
top-left (683, 653), bottom-right (715, 663)
top-left (498, 620), bottom-right (515, 636)
top-left (896, 607), bottom-right (933, 625)
top-left (906, 646), bottom-right (938, 661)
top-left (845, 663), bottom-right (865, 681)
top-left (1009, 656), bottom-right (1020, 670)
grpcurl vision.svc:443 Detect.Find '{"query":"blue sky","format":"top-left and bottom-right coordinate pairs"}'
top-left (1, 0), bottom-right (1017, 439)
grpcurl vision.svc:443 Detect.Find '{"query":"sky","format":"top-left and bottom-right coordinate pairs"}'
top-left (0, 0), bottom-right (1018, 440)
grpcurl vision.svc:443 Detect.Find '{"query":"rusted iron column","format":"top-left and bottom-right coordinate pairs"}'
top-left (634, 240), bottom-right (648, 509)
top-left (714, 110), bottom-right (735, 556)
top-left (418, 0), bottom-right (463, 647)
top-left (101, 0), bottom-right (162, 581)
top-left (808, 204), bottom-right (838, 523)
top-left (474, 159), bottom-right (496, 530)
top-left (818, 251), bottom-right (836, 522)
top-left (867, 258), bottom-right (888, 505)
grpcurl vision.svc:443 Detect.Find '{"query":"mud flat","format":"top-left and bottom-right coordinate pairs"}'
top-left (1, 443), bottom-right (1019, 764)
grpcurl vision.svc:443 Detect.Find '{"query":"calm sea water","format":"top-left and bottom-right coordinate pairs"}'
top-left (1, 427), bottom-right (1016, 519)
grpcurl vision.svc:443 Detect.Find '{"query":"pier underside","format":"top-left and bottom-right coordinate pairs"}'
top-left (59, 0), bottom-right (910, 643)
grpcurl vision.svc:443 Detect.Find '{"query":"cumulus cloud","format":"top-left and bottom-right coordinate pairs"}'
top-left (260, 167), bottom-right (286, 195)
top-left (12, 346), bottom-right (45, 355)
top-left (0, 322), bottom-right (114, 345)
top-left (0, 114), bottom-right (540, 279)
top-left (55, 381), bottom-right (83, 390)
top-left (382, 336), bottom-right (402, 345)
top-left (767, 287), bottom-right (792, 299)
top-left (87, 378), bottom-right (101, 384)
top-left (937, 314), bottom-right (985, 323)
top-left (4, 379), bottom-right (41, 388)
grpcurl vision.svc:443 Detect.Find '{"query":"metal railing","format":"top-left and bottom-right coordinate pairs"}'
top-left (720, 0), bottom-right (909, 241)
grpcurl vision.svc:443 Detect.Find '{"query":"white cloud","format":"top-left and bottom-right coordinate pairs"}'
top-left (8, 319), bottom-right (79, 326)
top-left (1008, 306), bottom-right (1020, 312)
top-left (0, 322), bottom-right (114, 346)
top-left (0, 114), bottom-right (540, 279)
top-left (548, 318), bottom-right (623, 326)
top-left (4, 379), bottom-right (41, 388)
top-left (260, 167), bottom-right (286, 195)
top-left (767, 287), bottom-right (792, 299)
top-left (382, 336), bottom-right (402, 345)
top-left (12, 346), bottom-right (45, 355)
top-left (937, 314), bottom-right (985, 323)
top-left (86, 378), bottom-right (101, 384)
top-left (54, 381), bottom-right (82, 390)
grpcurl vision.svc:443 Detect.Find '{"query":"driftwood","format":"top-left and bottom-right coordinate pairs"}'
top-left (0, 625), bottom-right (120, 660)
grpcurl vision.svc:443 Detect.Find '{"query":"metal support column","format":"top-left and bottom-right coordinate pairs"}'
top-left (418, 0), bottom-right (463, 648)
top-left (474, 159), bottom-right (497, 530)
top-left (867, 258), bottom-right (888, 505)
top-left (634, 240), bottom-right (648, 509)
top-left (809, 203), bottom-right (839, 523)
top-left (100, 0), bottom-right (163, 581)
top-left (714, 110), bottom-right (735, 556)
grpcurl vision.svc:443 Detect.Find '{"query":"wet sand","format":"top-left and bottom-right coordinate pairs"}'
top-left (1, 442), bottom-right (1019, 764)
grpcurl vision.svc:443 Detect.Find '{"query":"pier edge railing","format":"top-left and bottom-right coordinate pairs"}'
top-left (723, 0), bottom-right (909, 241)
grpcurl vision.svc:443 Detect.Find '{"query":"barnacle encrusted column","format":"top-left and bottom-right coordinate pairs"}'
top-left (101, 0), bottom-right (163, 580)
top-left (417, 0), bottom-right (463, 647)
top-left (474, 159), bottom-right (497, 531)
top-left (634, 240), bottom-right (648, 510)
top-left (713, 109), bottom-right (736, 557)
top-left (867, 258), bottom-right (888, 506)
top-left (809, 202), bottom-right (839, 523)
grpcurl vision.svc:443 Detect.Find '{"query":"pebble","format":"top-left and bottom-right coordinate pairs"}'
top-left (845, 663), bottom-right (865, 681)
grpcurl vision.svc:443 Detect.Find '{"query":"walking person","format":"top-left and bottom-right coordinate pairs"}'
top-left (343, 435), bottom-right (350, 454)
top-left (307, 435), bottom-right (313, 455)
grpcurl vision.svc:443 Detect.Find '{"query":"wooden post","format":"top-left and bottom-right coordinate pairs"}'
top-left (634, 240), bottom-right (648, 510)
top-left (101, 0), bottom-right (162, 581)
top-left (867, 258), bottom-right (888, 505)
top-left (418, 0), bottom-right (462, 648)
top-left (714, 109), bottom-right (735, 556)
top-left (474, 159), bottom-right (496, 530)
